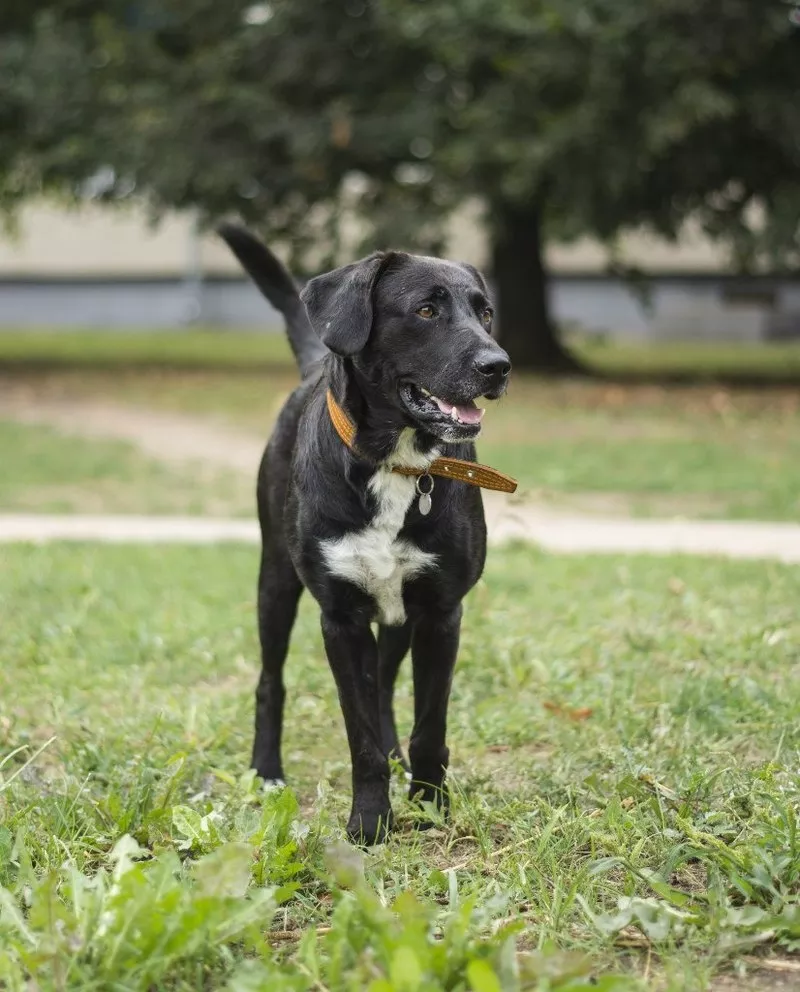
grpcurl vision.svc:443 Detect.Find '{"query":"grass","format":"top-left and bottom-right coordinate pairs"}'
top-left (3, 328), bottom-right (800, 381)
top-left (479, 379), bottom-right (800, 520)
top-left (4, 364), bottom-right (798, 521)
top-left (577, 337), bottom-right (800, 381)
top-left (1, 542), bottom-right (799, 989)
top-left (0, 419), bottom-right (253, 517)
top-left (0, 328), bottom-right (288, 370)
top-left (1, 330), bottom-right (799, 521)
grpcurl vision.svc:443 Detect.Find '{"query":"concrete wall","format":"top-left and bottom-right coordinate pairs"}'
top-left (0, 201), bottom-right (734, 278)
top-left (1, 200), bottom-right (798, 340)
top-left (551, 277), bottom-right (800, 342)
top-left (0, 278), bottom-right (277, 330)
top-left (3, 274), bottom-right (798, 340)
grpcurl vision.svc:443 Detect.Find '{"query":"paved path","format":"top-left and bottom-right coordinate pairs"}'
top-left (2, 509), bottom-right (799, 561)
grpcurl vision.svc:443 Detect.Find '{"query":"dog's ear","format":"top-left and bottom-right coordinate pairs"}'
top-left (457, 261), bottom-right (489, 295)
top-left (301, 252), bottom-right (389, 356)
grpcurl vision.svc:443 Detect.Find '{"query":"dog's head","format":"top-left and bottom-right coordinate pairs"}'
top-left (302, 251), bottom-right (510, 443)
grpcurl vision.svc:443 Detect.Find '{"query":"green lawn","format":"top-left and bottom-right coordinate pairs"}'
top-left (1, 542), bottom-right (798, 989)
top-left (0, 419), bottom-right (253, 517)
top-left (5, 366), bottom-right (798, 521)
top-left (480, 377), bottom-right (800, 519)
top-left (1, 329), bottom-right (799, 521)
top-left (3, 328), bottom-right (800, 381)
top-left (577, 337), bottom-right (800, 381)
top-left (0, 328), bottom-right (289, 370)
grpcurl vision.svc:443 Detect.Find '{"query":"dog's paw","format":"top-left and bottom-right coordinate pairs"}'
top-left (346, 806), bottom-right (394, 847)
top-left (261, 777), bottom-right (287, 792)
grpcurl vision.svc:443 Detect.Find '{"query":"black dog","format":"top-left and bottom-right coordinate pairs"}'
top-left (219, 225), bottom-right (513, 844)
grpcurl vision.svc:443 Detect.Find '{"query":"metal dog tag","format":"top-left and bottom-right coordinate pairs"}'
top-left (416, 473), bottom-right (434, 516)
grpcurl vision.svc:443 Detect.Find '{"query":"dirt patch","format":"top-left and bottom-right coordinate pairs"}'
top-left (483, 412), bottom-right (694, 446)
top-left (712, 967), bottom-right (800, 992)
top-left (0, 392), bottom-right (265, 476)
top-left (504, 378), bottom-right (800, 418)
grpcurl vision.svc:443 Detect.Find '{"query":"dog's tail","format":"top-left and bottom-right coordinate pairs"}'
top-left (216, 223), bottom-right (327, 378)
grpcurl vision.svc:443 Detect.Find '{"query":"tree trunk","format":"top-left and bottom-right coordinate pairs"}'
top-left (490, 199), bottom-right (584, 373)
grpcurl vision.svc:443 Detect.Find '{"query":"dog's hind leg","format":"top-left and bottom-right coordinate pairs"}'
top-left (252, 542), bottom-right (302, 783)
top-left (377, 623), bottom-right (411, 773)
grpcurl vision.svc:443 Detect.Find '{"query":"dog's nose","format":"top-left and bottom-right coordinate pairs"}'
top-left (474, 353), bottom-right (511, 381)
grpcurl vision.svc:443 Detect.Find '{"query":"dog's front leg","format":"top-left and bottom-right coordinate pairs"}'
top-left (408, 604), bottom-right (462, 817)
top-left (321, 614), bottom-right (392, 845)
top-left (377, 622), bottom-right (411, 771)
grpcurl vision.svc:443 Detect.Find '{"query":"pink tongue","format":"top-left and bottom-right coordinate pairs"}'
top-left (433, 397), bottom-right (484, 424)
top-left (455, 404), bottom-right (484, 424)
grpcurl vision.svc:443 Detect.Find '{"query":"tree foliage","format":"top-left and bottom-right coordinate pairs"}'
top-left (392, 0), bottom-right (800, 262)
top-left (1, 0), bottom-right (799, 367)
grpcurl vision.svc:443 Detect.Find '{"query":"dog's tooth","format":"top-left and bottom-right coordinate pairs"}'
top-left (451, 407), bottom-right (459, 422)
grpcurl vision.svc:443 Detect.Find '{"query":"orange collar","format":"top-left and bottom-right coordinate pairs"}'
top-left (326, 389), bottom-right (517, 494)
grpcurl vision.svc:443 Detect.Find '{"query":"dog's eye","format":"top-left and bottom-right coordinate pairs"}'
top-left (482, 308), bottom-right (493, 327)
top-left (416, 305), bottom-right (436, 319)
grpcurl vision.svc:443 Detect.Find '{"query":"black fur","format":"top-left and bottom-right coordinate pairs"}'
top-left (217, 222), bottom-right (326, 376)
top-left (218, 225), bottom-right (511, 845)
top-left (301, 252), bottom-right (392, 356)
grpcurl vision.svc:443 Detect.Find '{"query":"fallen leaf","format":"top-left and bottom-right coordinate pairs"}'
top-left (543, 701), bottom-right (593, 721)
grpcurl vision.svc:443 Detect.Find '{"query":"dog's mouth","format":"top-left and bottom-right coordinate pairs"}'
top-left (399, 381), bottom-right (485, 437)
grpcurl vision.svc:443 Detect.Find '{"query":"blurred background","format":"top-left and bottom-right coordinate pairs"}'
top-left (4, 8), bottom-right (800, 986)
top-left (1, 0), bottom-right (799, 522)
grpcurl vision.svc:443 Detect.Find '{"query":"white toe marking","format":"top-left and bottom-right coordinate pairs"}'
top-left (262, 778), bottom-right (286, 791)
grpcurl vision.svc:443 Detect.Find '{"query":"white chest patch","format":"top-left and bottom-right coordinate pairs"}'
top-left (320, 430), bottom-right (438, 626)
